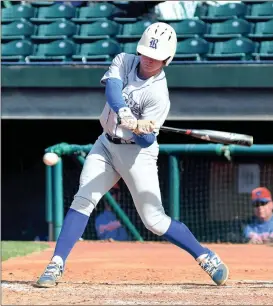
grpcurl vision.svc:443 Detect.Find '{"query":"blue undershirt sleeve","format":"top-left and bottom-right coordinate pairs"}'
top-left (105, 78), bottom-right (126, 113)
top-left (132, 133), bottom-right (156, 148)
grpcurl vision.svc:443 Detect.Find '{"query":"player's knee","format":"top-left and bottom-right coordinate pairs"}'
top-left (70, 196), bottom-right (96, 217)
top-left (143, 214), bottom-right (171, 236)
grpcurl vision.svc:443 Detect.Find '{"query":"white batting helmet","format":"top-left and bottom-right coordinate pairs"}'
top-left (137, 22), bottom-right (177, 66)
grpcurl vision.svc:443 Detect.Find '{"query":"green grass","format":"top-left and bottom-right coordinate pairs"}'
top-left (2, 241), bottom-right (50, 261)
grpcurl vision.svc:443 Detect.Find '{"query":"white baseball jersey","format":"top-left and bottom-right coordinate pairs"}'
top-left (100, 52), bottom-right (170, 141)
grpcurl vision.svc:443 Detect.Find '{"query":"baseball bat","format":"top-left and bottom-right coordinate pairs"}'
top-left (160, 126), bottom-right (253, 147)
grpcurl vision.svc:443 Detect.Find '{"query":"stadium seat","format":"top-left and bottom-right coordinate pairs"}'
top-left (31, 20), bottom-right (78, 41)
top-left (253, 41), bottom-right (273, 60)
top-left (30, 1), bottom-right (83, 7)
top-left (200, 2), bottom-right (247, 22)
top-left (245, 2), bottom-right (273, 21)
top-left (110, 1), bottom-right (131, 20)
top-left (204, 19), bottom-right (254, 41)
top-left (122, 42), bottom-right (138, 54)
top-left (29, 1), bottom-right (54, 7)
top-left (30, 3), bottom-right (76, 24)
top-left (113, 1), bottom-right (130, 8)
top-left (1, 4), bottom-right (37, 23)
top-left (2, 20), bottom-right (36, 42)
top-left (72, 39), bottom-right (121, 62)
top-left (2, 40), bottom-right (34, 62)
top-left (72, 2), bottom-right (125, 23)
top-left (116, 20), bottom-right (152, 41)
top-left (73, 20), bottom-right (121, 42)
top-left (113, 17), bottom-right (138, 24)
top-left (27, 40), bottom-right (76, 62)
top-left (248, 19), bottom-right (273, 41)
top-left (168, 19), bottom-right (208, 39)
top-left (175, 37), bottom-right (212, 61)
top-left (206, 37), bottom-right (258, 61)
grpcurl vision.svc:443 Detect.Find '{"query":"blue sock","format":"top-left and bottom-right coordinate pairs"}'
top-left (163, 219), bottom-right (206, 259)
top-left (53, 208), bottom-right (89, 264)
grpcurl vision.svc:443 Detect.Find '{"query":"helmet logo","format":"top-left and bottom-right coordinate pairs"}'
top-left (149, 38), bottom-right (158, 49)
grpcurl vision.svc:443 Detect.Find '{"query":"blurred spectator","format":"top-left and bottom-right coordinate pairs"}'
top-left (114, 1), bottom-right (162, 19)
top-left (154, 1), bottom-right (242, 21)
top-left (95, 183), bottom-right (131, 241)
top-left (243, 187), bottom-right (273, 244)
top-left (154, 1), bottom-right (199, 20)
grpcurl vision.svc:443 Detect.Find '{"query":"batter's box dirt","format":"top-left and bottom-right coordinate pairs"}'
top-left (2, 242), bottom-right (273, 305)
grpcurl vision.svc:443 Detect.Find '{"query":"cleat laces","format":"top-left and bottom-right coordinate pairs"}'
top-left (43, 262), bottom-right (62, 279)
top-left (199, 254), bottom-right (221, 277)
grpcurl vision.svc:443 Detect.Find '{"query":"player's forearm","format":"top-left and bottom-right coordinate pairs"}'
top-left (105, 78), bottom-right (156, 148)
top-left (105, 78), bottom-right (127, 113)
top-left (132, 133), bottom-right (156, 148)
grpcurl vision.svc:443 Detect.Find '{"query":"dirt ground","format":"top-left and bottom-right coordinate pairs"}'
top-left (2, 242), bottom-right (273, 305)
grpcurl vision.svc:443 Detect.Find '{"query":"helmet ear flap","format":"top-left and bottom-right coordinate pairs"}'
top-left (163, 57), bottom-right (171, 66)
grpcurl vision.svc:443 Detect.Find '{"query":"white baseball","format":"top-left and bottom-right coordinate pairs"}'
top-left (43, 152), bottom-right (59, 166)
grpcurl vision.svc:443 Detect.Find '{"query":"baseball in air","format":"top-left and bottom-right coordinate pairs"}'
top-left (43, 152), bottom-right (59, 166)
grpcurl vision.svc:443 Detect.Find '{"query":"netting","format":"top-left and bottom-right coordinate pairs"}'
top-left (61, 152), bottom-right (273, 243)
top-left (181, 156), bottom-right (273, 243)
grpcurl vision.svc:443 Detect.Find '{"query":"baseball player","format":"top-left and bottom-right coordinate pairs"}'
top-left (36, 22), bottom-right (229, 288)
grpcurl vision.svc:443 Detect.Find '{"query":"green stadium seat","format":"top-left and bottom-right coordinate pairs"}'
top-left (72, 2), bottom-right (125, 23)
top-left (31, 20), bottom-right (78, 41)
top-left (175, 37), bottom-right (212, 61)
top-left (73, 20), bottom-right (121, 42)
top-left (194, 2), bottom-right (207, 19)
top-left (248, 19), bottom-right (273, 41)
top-left (72, 39), bottom-right (121, 62)
top-left (29, 1), bottom-right (54, 7)
top-left (204, 19), bottom-right (254, 41)
top-left (122, 42), bottom-right (138, 54)
top-left (245, 2), bottom-right (273, 21)
top-left (1, 4), bottom-right (36, 23)
top-left (2, 39), bottom-right (34, 62)
top-left (206, 37), bottom-right (258, 61)
top-left (2, 19), bottom-right (36, 42)
top-left (113, 17), bottom-right (138, 24)
top-left (168, 19), bottom-right (208, 39)
top-left (253, 41), bottom-right (273, 60)
top-left (27, 40), bottom-right (76, 62)
top-left (201, 2), bottom-right (247, 22)
top-left (116, 20), bottom-right (152, 41)
top-left (30, 3), bottom-right (76, 24)
top-left (113, 1), bottom-right (130, 8)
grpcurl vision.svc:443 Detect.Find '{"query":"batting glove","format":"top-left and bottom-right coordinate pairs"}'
top-left (134, 120), bottom-right (157, 135)
top-left (118, 107), bottom-right (138, 131)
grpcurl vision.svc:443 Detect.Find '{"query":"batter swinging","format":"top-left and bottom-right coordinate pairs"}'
top-left (36, 22), bottom-right (229, 288)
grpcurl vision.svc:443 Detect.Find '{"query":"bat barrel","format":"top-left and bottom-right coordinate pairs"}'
top-left (191, 130), bottom-right (253, 147)
top-left (160, 126), bottom-right (254, 147)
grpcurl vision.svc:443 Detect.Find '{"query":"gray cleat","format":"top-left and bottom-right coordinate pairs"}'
top-left (197, 249), bottom-right (229, 286)
top-left (36, 261), bottom-right (63, 288)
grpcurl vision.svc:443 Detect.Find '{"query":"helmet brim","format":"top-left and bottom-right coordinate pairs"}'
top-left (137, 45), bottom-right (169, 61)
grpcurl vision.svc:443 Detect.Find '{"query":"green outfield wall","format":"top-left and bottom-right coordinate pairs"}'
top-left (2, 64), bottom-right (273, 88)
top-left (2, 64), bottom-right (273, 120)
